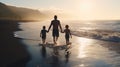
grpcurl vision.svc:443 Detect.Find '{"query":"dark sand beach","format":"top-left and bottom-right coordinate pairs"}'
top-left (15, 21), bottom-right (120, 67)
top-left (0, 20), bottom-right (30, 67)
top-left (1, 20), bottom-right (120, 67)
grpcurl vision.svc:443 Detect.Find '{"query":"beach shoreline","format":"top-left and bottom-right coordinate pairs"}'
top-left (0, 20), bottom-right (30, 67)
top-left (12, 20), bottom-right (120, 67)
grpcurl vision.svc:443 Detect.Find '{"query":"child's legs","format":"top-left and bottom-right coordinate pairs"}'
top-left (66, 38), bottom-right (69, 45)
top-left (42, 38), bottom-right (46, 44)
top-left (65, 35), bottom-right (69, 45)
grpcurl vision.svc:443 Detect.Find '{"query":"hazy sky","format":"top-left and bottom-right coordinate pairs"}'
top-left (1, 0), bottom-right (120, 20)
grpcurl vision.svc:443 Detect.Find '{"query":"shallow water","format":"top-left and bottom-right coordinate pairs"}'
top-left (15, 20), bottom-right (120, 67)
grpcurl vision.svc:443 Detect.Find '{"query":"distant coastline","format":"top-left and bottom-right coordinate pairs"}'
top-left (0, 2), bottom-right (47, 21)
top-left (0, 19), bottom-right (42, 22)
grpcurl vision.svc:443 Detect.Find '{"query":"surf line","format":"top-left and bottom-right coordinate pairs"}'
top-left (15, 37), bottom-right (40, 41)
top-left (14, 33), bottom-right (40, 41)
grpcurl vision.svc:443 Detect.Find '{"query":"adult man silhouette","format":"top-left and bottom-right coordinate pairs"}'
top-left (48, 15), bottom-right (62, 44)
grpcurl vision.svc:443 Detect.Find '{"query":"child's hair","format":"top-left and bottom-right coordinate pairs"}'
top-left (65, 25), bottom-right (69, 29)
top-left (43, 26), bottom-right (46, 29)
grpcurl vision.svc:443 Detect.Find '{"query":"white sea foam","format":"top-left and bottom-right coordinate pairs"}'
top-left (71, 29), bottom-right (120, 42)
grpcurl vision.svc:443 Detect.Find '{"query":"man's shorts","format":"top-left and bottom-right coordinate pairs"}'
top-left (52, 29), bottom-right (59, 37)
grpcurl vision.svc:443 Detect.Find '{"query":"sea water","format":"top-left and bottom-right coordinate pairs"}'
top-left (15, 20), bottom-right (120, 67)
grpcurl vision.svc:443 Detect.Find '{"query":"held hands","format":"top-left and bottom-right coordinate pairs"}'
top-left (61, 30), bottom-right (62, 33)
top-left (61, 30), bottom-right (64, 33)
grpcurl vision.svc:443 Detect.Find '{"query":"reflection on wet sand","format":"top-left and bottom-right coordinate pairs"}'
top-left (15, 21), bottom-right (120, 67)
top-left (41, 45), bottom-right (46, 58)
top-left (51, 52), bottom-right (60, 67)
top-left (100, 42), bottom-right (120, 54)
top-left (74, 37), bottom-right (120, 67)
top-left (65, 50), bottom-right (71, 63)
top-left (77, 37), bottom-right (94, 59)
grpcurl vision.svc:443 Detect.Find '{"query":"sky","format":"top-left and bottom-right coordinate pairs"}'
top-left (0, 0), bottom-right (120, 20)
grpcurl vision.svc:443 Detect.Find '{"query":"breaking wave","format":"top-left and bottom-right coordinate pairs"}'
top-left (71, 29), bottom-right (120, 42)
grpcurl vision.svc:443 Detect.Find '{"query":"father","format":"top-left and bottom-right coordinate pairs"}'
top-left (48, 15), bottom-right (62, 44)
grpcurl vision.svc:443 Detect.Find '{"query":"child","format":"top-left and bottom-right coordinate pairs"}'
top-left (40, 26), bottom-right (48, 45)
top-left (63, 25), bottom-right (72, 45)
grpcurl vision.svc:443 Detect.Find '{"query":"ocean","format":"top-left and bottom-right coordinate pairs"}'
top-left (15, 20), bottom-right (120, 67)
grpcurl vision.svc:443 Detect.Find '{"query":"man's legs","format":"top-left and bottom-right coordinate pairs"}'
top-left (53, 36), bottom-right (56, 44)
top-left (55, 30), bottom-right (59, 43)
top-left (53, 36), bottom-right (59, 44)
top-left (53, 29), bottom-right (59, 44)
top-left (56, 37), bottom-right (58, 42)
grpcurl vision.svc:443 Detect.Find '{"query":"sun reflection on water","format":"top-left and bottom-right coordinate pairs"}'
top-left (79, 64), bottom-right (85, 67)
top-left (77, 37), bottom-right (94, 58)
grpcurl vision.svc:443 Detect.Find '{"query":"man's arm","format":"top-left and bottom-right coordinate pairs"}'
top-left (59, 21), bottom-right (62, 32)
top-left (48, 22), bottom-right (52, 32)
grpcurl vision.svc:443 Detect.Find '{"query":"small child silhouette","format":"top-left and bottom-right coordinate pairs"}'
top-left (63, 25), bottom-right (72, 45)
top-left (40, 26), bottom-right (48, 45)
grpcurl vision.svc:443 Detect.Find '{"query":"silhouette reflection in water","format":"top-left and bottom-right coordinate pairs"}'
top-left (53, 46), bottom-right (59, 55)
top-left (52, 53), bottom-right (60, 67)
top-left (65, 49), bottom-right (71, 63)
top-left (41, 45), bottom-right (46, 58)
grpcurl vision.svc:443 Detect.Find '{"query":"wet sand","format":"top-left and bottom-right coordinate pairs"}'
top-left (11, 21), bottom-right (120, 67)
top-left (22, 31), bottom-right (120, 67)
top-left (0, 20), bottom-right (30, 67)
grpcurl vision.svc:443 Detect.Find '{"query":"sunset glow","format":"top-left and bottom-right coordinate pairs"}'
top-left (79, 0), bottom-right (93, 12)
top-left (1, 0), bottom-right (120, 20)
